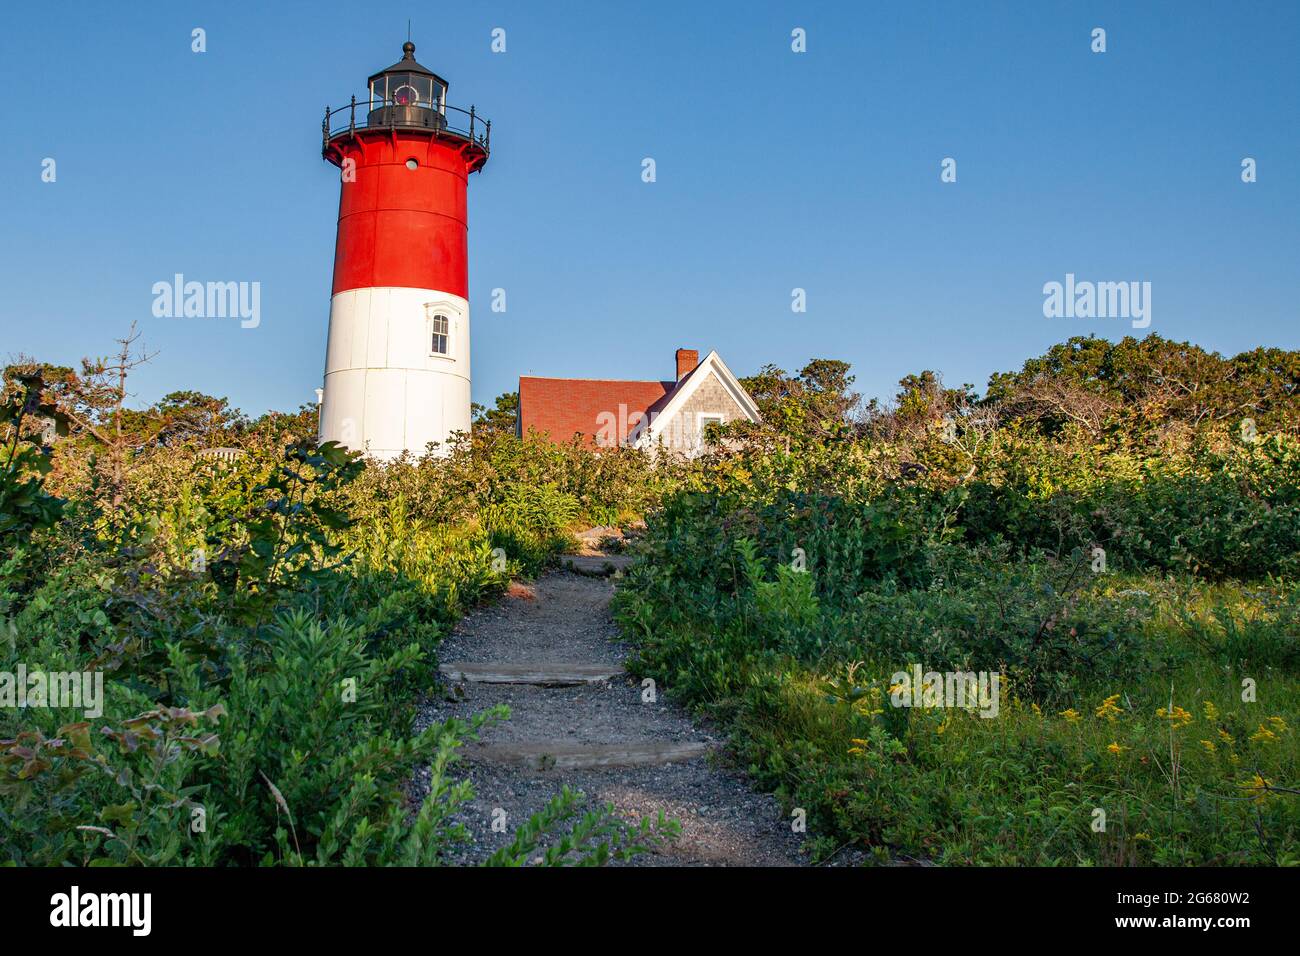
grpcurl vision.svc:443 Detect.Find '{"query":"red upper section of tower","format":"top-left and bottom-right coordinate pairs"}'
top-left (321, 43), bottom-right (489, 299)
top-left (326, 130), bottom-right (480, 298)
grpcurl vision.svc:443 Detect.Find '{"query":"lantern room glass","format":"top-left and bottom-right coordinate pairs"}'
top-left (370, 73), bottom-right (444, 112)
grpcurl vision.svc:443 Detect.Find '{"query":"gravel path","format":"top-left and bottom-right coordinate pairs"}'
top-left (411, 570), bottom-right (808, 866)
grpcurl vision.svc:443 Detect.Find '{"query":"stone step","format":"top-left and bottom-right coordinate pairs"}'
top-left (561, 554), bottom-right (634, 576)
top-left (468, 740), bottom-right (711, 771)
top-left (439, 662), bottom-right (624, 686)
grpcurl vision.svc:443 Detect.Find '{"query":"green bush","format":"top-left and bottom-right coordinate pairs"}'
top-left (615, 422), bottom-right (1300, 865)
top-left (2, 429), bottom-right (666, 867)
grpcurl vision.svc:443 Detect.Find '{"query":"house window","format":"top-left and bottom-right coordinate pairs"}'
top-left (697, 414), bottom-right (724, 446)
top-left (430, 313), bottom-right (449, 355)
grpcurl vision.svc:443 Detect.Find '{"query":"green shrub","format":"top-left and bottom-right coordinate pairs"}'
top-left (616, 428), bottom-right (1300, 865)
top-left (2, 430), bottom-right (660, 867)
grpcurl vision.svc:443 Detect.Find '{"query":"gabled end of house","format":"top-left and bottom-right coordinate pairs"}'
top-left (517, 347), bottom-right (760, 455)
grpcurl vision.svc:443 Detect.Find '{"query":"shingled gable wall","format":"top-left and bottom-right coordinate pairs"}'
top-left (657, 368), bottom-right (746, 452)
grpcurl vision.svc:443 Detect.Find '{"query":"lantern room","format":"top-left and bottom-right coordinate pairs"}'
top-left (366, 40), bottom-right (448, 129)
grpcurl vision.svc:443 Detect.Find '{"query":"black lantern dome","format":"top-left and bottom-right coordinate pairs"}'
top-left (322, 39), bottom-right (491, 171)
top-left (366, 41), bottom-right (449, 129)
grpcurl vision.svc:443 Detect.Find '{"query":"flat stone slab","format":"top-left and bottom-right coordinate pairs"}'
top-left (562, 554), bottom-right (634, 575)
top-left (575, 526), bottom-right (621, 545)
top-left (439, 662), bottom-right (624, 686)
top-left (468, 740), bottom-right (712, 771)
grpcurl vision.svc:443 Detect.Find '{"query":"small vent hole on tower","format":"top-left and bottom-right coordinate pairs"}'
top-left (405, 158), bottom-right (419, 170)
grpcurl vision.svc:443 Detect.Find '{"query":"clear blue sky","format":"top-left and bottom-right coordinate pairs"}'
top-left (2, 1), bottom-right (1297, 415)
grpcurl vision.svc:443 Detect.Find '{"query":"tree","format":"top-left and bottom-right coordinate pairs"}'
top-left (142, 391), bottom-right (239, 447)
top-left (473, 391), bottom-right (519, 436)
top-left (30, 324), bottom-right (158, 508)
top-left (985, 334), bottom-right (1300, 435)
top-left (740, 359), bottom-right (861, 444)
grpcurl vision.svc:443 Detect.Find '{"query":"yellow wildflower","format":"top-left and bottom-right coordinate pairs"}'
top-left (1218, 728), bottom-right (1234, 746)
top-left (1107, 742), bottom-right (1126, 756)
top-left (1241, 774), bottom-right (1272, 805)
top-left (1060, 708), bottom-right (1082, 723)
top-left (1096, 694), bottom-right (1123, 722)
top-left (1199, 739), bottom-right (1217, 754)
top-left (1133, 832), bottom-right (1151, 841)
top-left (1202, 701), bottom-right (1219, 722)
top-left (1031, 703), bottom-right (1042, 717)
top-left (1268, 715), bottom-right (1288, 734)
top-left (1249, 724), bottom-right (1279, 744)
top-left (1156, 705), bottom-right (1193, 728)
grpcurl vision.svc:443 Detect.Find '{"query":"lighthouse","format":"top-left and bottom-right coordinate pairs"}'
top-left (318, 41), bottom-right (491, 459)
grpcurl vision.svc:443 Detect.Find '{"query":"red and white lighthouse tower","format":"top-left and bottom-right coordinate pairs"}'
top-left (318, 41), bottom-right (490, 459)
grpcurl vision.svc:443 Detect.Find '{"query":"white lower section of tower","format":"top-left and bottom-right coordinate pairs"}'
top-left (319, 286), bottom-right (471, 461)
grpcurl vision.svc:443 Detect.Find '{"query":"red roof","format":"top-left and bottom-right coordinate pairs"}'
top-left (518, 376), bottom-right (676, 447)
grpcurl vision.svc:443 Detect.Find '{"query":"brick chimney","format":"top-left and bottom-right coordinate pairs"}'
top-left (675, 348), bottom-right (699, 381)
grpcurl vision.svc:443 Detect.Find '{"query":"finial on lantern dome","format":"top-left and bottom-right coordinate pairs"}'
top-left (402, 40), bottom-right (416, 59)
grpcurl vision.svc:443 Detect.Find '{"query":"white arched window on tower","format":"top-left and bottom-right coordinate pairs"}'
top-left (429, 312), bottom-right (449, 355)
